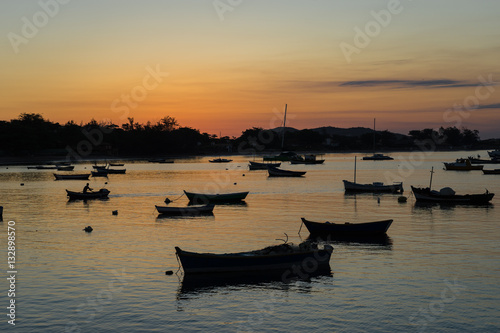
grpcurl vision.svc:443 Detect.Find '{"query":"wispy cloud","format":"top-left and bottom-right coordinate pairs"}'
top-left (339, 79), bottom-right (477, 89)
top-left (475, 103), bottom-right (500, 109)
top-left (283, 79), bottom-right (487, 91)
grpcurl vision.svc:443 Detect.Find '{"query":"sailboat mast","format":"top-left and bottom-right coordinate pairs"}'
top-left (429, 166), bottom-right (434, 189)
top-left (354, 156), bottom-right (357, 183)
top-left (281, 104), bottom-right (287, 151)
top-left (373, 118), bottom-right (376, 153)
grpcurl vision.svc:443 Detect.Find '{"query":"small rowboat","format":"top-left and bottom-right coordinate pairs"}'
top-left (362, 153), bottom-right (393, 161)
top-left (66, 189), bottom-right (110, 200)
top-left (56, 165), bottom-right (74, 171)
top-left (184, 190), bottom-right (249, 203)
top-left (248, 161), bottom-right (281, 170)
top-left (209, 158), bottom-right (233, 163)
top-left (483, 169), bottom-right (500, 174)
top-left (443, 158), bottom-right (483, 171)
top-left (290, 154), bottom-right (325, 164)
top-left (28, 165), bottom-right (57, 170)
top-left (343, 180), bottom-right (404, 193)
top-left (94, 166), bottom-right (126, 174)
top-left (175, 242), bottom-right (333, 274)
top-left (155, 204), bottom-right (214, 215)
top-left (91, 170), bottom-right (108, 177)
top-left (301, 218), bottom-right (393, 236)
top-left (54, 173), bottom-right (90, 180)
top-left (267, 166), bottom-right (306, 177)
top-left (148, 159), bottom-right (174, 163)
top-left (411, 186), bottom-right (494, 204)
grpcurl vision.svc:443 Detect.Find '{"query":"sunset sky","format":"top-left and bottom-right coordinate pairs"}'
top-left (1, 0), bottom-right (499, 138)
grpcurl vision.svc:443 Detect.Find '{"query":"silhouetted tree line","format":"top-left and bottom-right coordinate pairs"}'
top-left (0, 113), bottom-right (211, 156)
top-left (0, 113), bottom-right (491, 157)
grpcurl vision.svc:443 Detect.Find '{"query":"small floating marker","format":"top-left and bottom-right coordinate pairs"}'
top-left (165, 270), bottom-right (174, 275)
top-left (164, 197), bottom-right (171, 204)
top-left (234, 182), bottom-right (237, 185)
top-left (20, 183), bottom-right (24, 186)
top-left (398, 196), bottom-right (407, 203)
top-left (112, 210), bottom-right (118, 215)
top-left (83, 226), bottom-right (93, 232)
top-left (242, 174), bottom-right (245, 176)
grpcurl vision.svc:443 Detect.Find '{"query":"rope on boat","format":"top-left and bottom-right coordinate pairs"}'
top-left (165, 192), bottom-right (185, 204)
top-left (276, 233), bottom-right (289, 244)
top-left (298, 220), bottom-right (303, 235)
top-left (175, 252), bottom-right (182, 275)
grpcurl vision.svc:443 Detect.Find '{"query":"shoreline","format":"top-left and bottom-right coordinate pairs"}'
top-left (0, 148), bottom-right (495, 167)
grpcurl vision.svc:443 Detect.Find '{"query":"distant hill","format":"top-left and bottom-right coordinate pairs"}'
top-left (271, 126), bottom-right (408, 139)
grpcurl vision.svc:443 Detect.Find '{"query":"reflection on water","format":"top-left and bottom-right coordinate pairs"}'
top-left (2, 153), bottom-right (500, 331)
top-left (177, 268), bottom-right (333, 298)
top-left (306, 234), bottom-right (393, 248)
top-left (155, 213), bottom-right (215, 221)
top-left (413, 201), bottom-right (494, 210)
top-left (187, 201), bottom-right (248, 207)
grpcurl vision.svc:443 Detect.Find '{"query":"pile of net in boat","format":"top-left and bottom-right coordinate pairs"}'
top-left (249, 241), bottom-right (318, 255)
top-left (431, 187), bottom-right (456, 196)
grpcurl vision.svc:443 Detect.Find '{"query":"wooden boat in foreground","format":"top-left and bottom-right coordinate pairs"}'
top-left (175, 242), bottom-right (333, 274)
top-left (54, 173), bottom-right (90, 180)
top-left (184, 190), bottom-right (249, 203)
top-left (267, 166), bottom-right (306, 177)
top-left (66, 189), bottom-right (110, 200)
top-left (301, 218), bottom-right (393, 235)
top-left (411, 186), bottom-right (494, 204)
top-left (343, 180), bottom-right (404, 193)
top-left (482, 169), bottom-right (500, 174)
top-left (155, 204), bottom-right (214, 215)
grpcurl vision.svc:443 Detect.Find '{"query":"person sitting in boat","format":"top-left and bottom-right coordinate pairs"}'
top-left (83, 183), bottom-right (93, 193)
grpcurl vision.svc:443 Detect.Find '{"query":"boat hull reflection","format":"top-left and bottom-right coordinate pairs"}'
top-left (179, 267), bottom-right (332, 296)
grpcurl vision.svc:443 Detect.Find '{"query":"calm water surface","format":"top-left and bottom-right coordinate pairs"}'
top-left (1, 151), bottom-right (499, 332)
